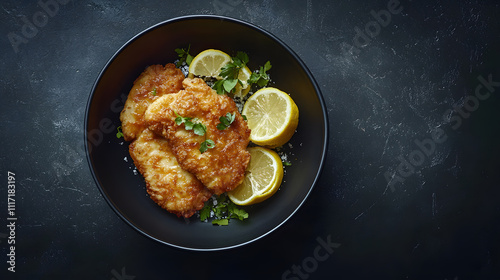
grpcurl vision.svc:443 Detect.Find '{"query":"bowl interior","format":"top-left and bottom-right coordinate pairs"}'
top-left (85, 16), bottom-right (327, 250)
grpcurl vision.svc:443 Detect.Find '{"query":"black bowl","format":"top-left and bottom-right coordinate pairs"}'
top-left (85, 15), bottom-right (328, 251)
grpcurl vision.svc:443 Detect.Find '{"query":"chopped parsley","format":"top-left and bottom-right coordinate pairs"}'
top-left (217, 112), bottom-right (236, 130)
top-left (199, 139), bottom-right (215, 153)
top-left (249, 61), bottom-right (272, 87)
top-left (212, 219), bottom-right (229, 226)
top-left (174, 45), bottom-right (193, 67)
top-left (199, 194), bottom-right (248, 225)
top-left (174, 111), bottom-right (215, 153)
top-left (192, 122), bottom-right (207, 136)
top-left (116, 126), bottom-right (124, 138)
top-left (213, 51), bottom-right (249, 95)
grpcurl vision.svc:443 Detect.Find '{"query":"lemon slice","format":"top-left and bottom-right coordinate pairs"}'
top-left (241, 87), bottom-right (299, 148)
top-left (188, 49), bottom-right (231, 78)
top-left (232, 66), bottom-right (252, 98)
top-left (228, 147), bottom-right (284, 205)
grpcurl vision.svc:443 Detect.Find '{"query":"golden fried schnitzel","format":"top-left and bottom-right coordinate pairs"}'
top-left (120, 63), bottom-right (184, 141)
top-left (145, 78), bottom-right (251, 195)
top-left (129, 129), bottom-right (212, 218)
top-left (120, 64), bottom-right (214, 218)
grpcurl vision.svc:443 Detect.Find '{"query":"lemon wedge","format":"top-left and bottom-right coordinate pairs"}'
top-left (241, 87), bottom-right (299, 148)
top-left (228, 147), bottom-right (284, 205)
top-left (188, 49), bottom-right (232, 79)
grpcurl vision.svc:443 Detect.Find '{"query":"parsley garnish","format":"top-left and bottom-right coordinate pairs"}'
top-left (174, 111), bottom-right (215, 153)
top-left (227, 202), bottom-right (248, 220)
top-left (175, 112), bottom-right (205, 134)
top-left (206, 51), bottom-right (272, 95)
top-left (199, 203), bottom-right (211, 221)
top-left (199, 194), bottom-right (248, 225)
top-left (249, 61), bottom-right (272, 87)
top-left (174, 112), bottom-right (192, 125)
top-left (220, 52), bottom-right (249, 78)
top-left (212, 219), bottom-right (229, 226)
top-left (151, 88), bottom-right (157, 96)
top-left (116, 126), bottom-right (124, 138)
top-left (175, 45), bottom-right (193, 67)
top-left (213, 51), bottom-right (249, 95)
top-left (217, 112), bottom-right (236, 130)
top-left (192, 122), bottom-right (207, 136)
top-left (199, 139), bottom-right (215, 153)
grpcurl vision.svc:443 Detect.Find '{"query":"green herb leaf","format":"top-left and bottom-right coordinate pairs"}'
top-left (200, 139), bottom-right (215, 153)
top-left (175, 44), bottom-right (193, 67)
top-left (219, 63), bottom-right (240, 79)
top-left (249, 61), bottom-right (272, 87)
top-left (227, 112), bottom-right (236, 123)
top-left (264, 60), bottom-right (272, 71)
top-left (218, 193), bottom-right (228, 204)
top-left (228, 201), bottom-right (248, 221)
top-left (186, 54), bottom-right (193, 65)
top-left (220, 117), bottom-right (230, 127)
top-left (213, 203), bottom-right (226, 218)
top-left (175, 111), bottom-right (214, 153)
top-left (235, 51), bottom-right (249, 66)
top-left (283, 161), bottom-right (292, 166)
top-left (217, 112), bottom-right (236, 130)
top-left (175, 112), bottom-right (204, 134)
top-left (223, 78), bottom-right (238, 93)
top-left (211, 51), bottom-right (251, 95)
top-left (213, 79), bottom-right (225, 95)
top-left (248, 73), bottom-right (258, 84)
top-left (199, 194), bottom-right (248, 225)
top-left (212, 219), bottom-right (229, 226)
top-left (199, 204), bottom-right (211, 221)
top-left (184, 121), bottom-right (195, 130)
top-left (151, 88), bottom-right (157, 96)
top-left (116, 126), bottom-right (124, 138)
top-left (193, 123), bottom-right (207, 136)
top-left (174, 111), bottom-right (191, 125)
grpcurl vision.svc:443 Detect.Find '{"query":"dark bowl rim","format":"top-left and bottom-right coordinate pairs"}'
top-left (84, 14), bottom-right (329, 251)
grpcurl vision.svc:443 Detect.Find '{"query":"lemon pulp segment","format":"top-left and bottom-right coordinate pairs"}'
top-left (228, 147), bottom-right (283, 205)
top-left (242, 87), bottom-right (299, 148)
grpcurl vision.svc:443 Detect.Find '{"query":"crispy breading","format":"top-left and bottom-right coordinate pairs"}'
top-left (145, 78), bottom-right (251, 195)
top-left (129, 129), bottom-right (212, 218)
top-left (120, 63), bottom-right (184, 141)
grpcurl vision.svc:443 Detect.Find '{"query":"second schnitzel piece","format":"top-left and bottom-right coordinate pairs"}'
top-left (145, 78), bottom-right (251, 195)
top-left (129, 129), bottom-right (212, 218)
top-left (120, 63), bottom-right (184, 141)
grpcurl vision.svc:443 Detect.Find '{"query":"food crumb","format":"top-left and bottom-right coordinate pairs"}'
top-left (180, 64), bottom-right (189, 77)
top-left (280, 152), bottom-right (288, 163)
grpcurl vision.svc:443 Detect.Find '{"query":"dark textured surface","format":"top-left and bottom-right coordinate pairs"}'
top-left (1, 0), bottom-right (499, 279)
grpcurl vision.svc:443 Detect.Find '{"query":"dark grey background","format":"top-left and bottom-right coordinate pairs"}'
top-left (1, 0), bottom-right (499, 279)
